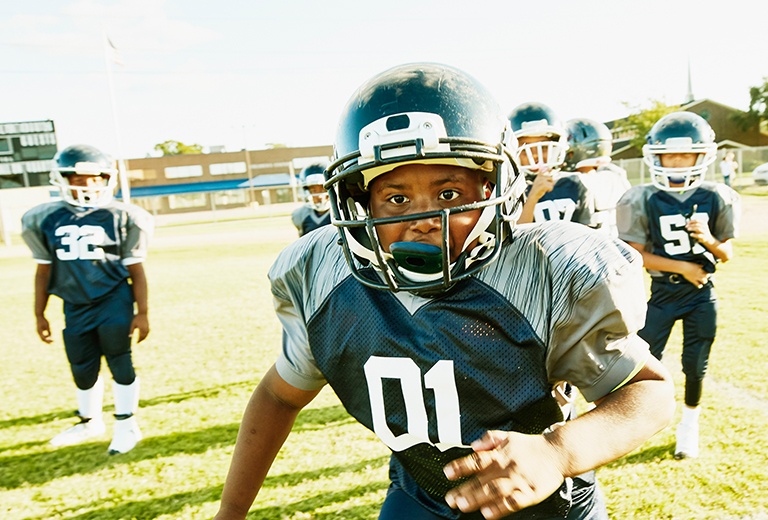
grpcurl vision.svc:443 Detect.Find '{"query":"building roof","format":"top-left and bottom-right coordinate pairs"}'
top-left (123, 173), bottom-right (292, 198)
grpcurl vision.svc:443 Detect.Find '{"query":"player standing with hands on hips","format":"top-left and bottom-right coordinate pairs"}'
top-left (215, 63), bottom-right (674, 520)
top-left (21, 144), bottom-right (153, 455)
top-left (616, 112), bottom-right (740, 460)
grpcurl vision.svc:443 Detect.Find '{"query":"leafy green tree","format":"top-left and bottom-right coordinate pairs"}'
top-left (732, 77), bottom-right (768, 133)
top-left (153, 140), bottom-right (203, 156)
top-left (621, 100), bottom-right (680, 152)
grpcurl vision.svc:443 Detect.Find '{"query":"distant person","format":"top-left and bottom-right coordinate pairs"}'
top-left (21, 144), bottom-right (153, 455)
top-left (215, 62), bottom-right (674, 520)
top-left (617, 112), bottom-right (741, 460)
top-left (563, 118), bottom-right (631, 238)
top-left (508, 102), bottom-right (596, 226)
top-left (291, 161), bottom-right (331, 236)
top-left (719, 151), bottom-right (738, 187)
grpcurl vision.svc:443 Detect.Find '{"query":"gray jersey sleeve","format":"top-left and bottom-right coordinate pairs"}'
top-left (489, 223), bottom-right (650, 402)
top-left (116, 202), bottom-right (154, 265)
top-left (713, 183), bottom-right (741, 241)
top-left (269, 226), bottom-right (350, 391)
top-left (616, 185), bottom-right (650, 245)
top-left (20, 202), bottom-right (59, 263)
top-left (546, 242), bottom-right (650, 400)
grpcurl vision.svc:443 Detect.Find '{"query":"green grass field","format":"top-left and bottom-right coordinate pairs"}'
top-left (1, 195), bottom-right (767, 519)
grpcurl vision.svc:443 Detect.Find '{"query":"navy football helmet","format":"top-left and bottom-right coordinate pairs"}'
top-left (507, 102), bottom-right (568, 178)
top-left (643, 112), bottom-right (717, 192)
top-left (563, 118), bottom-right (613, 171)
top-left (300, 161), bottom-right (330, 212)
top-left (326, 62), bottom-right (525, 295)
top-left (50, 144), bottom-right (118, 207)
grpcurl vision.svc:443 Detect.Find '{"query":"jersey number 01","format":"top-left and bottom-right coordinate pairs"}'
top-left (364, 356), bottom-right (467, 453)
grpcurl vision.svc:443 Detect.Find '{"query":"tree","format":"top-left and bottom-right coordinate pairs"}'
top-left (153, 140), bottom-right (203, 156)
top-left (732, 77), bottom-right (768, 134)
top-left (620, 100), bottom-right (680, 153)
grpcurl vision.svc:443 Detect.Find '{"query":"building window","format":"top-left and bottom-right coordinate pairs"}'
top-left (210, 162), bottom-right (247, 175)
top-left (168, 193), bottom-right (207, 209)
top-left (127, 169), bottom-right (157, 180)
top-left (164, 165), bottom-right (203, 179)
top-left (0, 137), bottom-right (12, 154)
top-left (212, 190), bottom-right (247, 206)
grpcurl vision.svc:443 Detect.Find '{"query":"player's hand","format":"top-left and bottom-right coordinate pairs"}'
top-left (528, 171), bottom-right (556, 199)
top-left (680, 262), bottom-right (710, 289)
top-left (686, 219), bottom-right (715, 247)
top-left (443, 430), bottom-right (565, 519)
top-left (130, 313), bottom-right (150, 343)
top-left (36, 316), bottom-right (53, 344)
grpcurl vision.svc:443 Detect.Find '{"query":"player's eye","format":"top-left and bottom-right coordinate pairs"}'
top-left (439, 189), bottom-right (460, 202)
top-left (388, 194), bottom-right (409, 205)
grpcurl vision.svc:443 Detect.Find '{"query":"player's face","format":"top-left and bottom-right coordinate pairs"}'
top-left (659, 153), bottom-right (699, 168)
top-left (307, 185), bottom-right (327, 204)
top-left (517, 135), bottom-right (550, 166)
top-left (368, 164), bottom-right (489, 263)
top-left (65, 173), bottom-right (107, 197)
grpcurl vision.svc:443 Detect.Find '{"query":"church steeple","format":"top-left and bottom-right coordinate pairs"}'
top-left (684, 57), bottom-right (695, 104)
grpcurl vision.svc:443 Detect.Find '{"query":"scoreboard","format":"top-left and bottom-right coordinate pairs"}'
top-left (0, 120), bottom-right (58, 189)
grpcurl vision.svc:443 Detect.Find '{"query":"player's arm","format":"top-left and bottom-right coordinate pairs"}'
top-left (624, 241), bottom-right (711, 288)
top-left (126, 263), bottom-right (150, 343)
top-left (33, 263), bottom-right (53, 344)
top-left (684, 220), bottom-right (734, 263)
top-left (518, 173), bottom-right (555, 224)
top-left (443, 355), bottom-right (674, 519)
top-left (215, 364), bottom-right (321, 520)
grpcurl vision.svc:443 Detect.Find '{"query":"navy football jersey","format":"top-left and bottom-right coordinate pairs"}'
top-left (617, 182), bottom-right (740, 277)
top-left (529, 173), bottom-right (595, 225)
top-left (21, 200), bottom-right (153, 305)
top-left (268, 222), bottom-right (650, 516)
top-left (291, 205), bottom-right (331, 236)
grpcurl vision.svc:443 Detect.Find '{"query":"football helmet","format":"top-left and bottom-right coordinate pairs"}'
top-left (50, 144), bottom-right (118, 207)
top-left (643, 112), bottom-right (717, 192)
top-left (563, 118), bottom-right (613, 171)
top-left (326, 62), bottom-right (525, 295)
top-left (300, 161), bottom-right (331, 212)
top-left (507, 102), bottom-right (568, 178)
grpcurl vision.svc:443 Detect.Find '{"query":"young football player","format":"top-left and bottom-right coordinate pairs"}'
top-left (509, 102), bottom-right (596, 227)
top-left (215, 63), bottom-right (674, 520)
top-left (21, 144), bottom-right (153, 455)
top-left (616, 111), bottom-right (741, 460)
top-left (290, 161), bottom-right (332, 236)
top-left (563, 118), bottom-right (631, 238)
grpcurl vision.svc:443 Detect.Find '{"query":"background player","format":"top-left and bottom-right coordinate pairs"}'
top-left (509, 102), bottom-right (595, 226)
top-left (563, 118), bottom-right (631, 237)
top-left (616, 112), bottom-right (741, 459)
top-left (291, 161), bottom-right (332, 236)
top-left (215, 63), bottom-right (674, 519)
top-left (21, 144), bottom-right (153, 455)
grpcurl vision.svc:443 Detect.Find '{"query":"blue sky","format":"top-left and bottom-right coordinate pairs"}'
top-left (2, 0), bottom-right (766, 159)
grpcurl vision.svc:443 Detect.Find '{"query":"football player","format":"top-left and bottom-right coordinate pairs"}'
top-left (21, 144), bottom-right (153, 455)
top-left (509, 103), bottom-right (596, 227)
top-left (215, 63), bottom-right (674, 520)
top-left (616, 112), bottom-right (741, 459)
top-left (290, 161), bottom-right (332, 236)
top-left (563, 118), bottom-right (631, 238)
